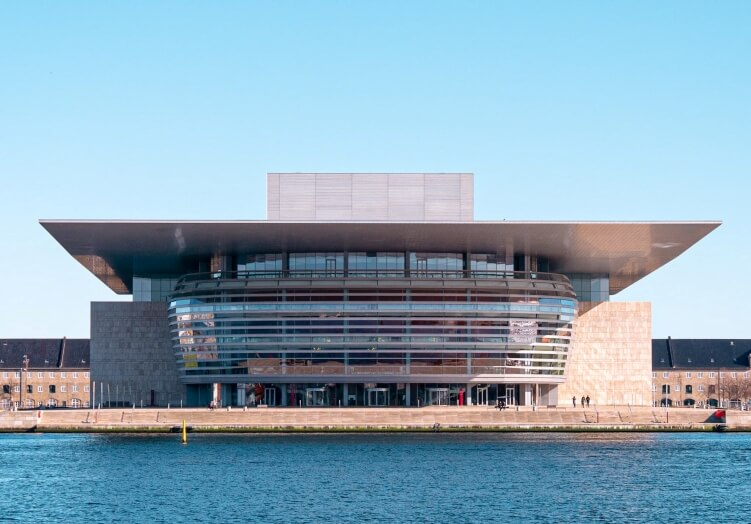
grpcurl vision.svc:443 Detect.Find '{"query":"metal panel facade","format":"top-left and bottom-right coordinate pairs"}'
top-left (267, 173), bottom-right (474, 222)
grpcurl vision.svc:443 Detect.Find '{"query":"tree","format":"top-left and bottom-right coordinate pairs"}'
top-left (719, 374), bottom-right (751, 407)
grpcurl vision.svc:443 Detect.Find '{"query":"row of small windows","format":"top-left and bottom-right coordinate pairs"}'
top-left (2, 384), bottom-right (88, 394)
top-left (654, 384), bottom-right (709, 394)
top-left (653, 371), bottom-right (748, 379)
top-left (0, 399), bottom-right (87, 409)
top-left (1, 371), bottom-right (88, 379)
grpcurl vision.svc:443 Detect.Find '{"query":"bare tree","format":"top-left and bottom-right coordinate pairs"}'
top-left (719, 374), bottom-right (751, 407)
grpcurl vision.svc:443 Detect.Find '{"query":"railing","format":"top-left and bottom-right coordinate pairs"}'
top-left (175, 269), bottom-right (571, 286)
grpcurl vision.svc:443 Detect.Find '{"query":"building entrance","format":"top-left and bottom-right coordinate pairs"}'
top-left (264, 387), bottom-right (276, 406)
top-left (306, 387), bottom-right (328, 406)
top-left (476, 386), bottom-right (489, 406)
top-left (366, 387), bottom-right (389, 407)
top-left (504, 385), bottom-right (516, 406)
top-left (427, 387), bottom-right (449, 406)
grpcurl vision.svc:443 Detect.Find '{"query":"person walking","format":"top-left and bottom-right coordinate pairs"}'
top-left (572, 396), bottom-right (576, 407)
top-left (581, 396), bottom-right (586, 408)
top-left (586, 395), bottom-right (590, 407)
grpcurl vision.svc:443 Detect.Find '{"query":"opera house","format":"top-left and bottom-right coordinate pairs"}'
top-left (42, 173), bottom-right (719, 408)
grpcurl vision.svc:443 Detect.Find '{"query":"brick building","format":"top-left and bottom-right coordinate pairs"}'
top-left (652, 338), bottom-right (751, 408)
top-left (0, 338), bottom-right (90, 409)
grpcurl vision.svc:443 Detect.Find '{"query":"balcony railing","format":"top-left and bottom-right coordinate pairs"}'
top-left (175, 269), bottom-right (571, 286)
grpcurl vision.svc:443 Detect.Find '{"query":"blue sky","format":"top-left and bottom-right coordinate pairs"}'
top-left (0, 2), bottom-right (748, 338)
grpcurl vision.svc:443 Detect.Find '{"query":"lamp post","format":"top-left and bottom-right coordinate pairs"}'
top-left (20, 354), bottom-right (29, 409)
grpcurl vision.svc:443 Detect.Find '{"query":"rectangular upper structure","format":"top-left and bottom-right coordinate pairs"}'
top-left (267, 173), bottom-right (474, 221)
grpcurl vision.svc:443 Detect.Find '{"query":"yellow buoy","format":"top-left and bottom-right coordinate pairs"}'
top-left (182, 419), bottom-right (187, 444)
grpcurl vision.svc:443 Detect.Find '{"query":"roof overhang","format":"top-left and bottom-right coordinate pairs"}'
top-left (40, 220), bottom-right (720, 295)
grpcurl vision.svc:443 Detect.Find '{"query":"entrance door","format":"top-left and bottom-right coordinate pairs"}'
top-left (505, 386), bottom-right (515, 406)
top-left (264, 388), bottom-right (276, 406)
top-left (305, 387), bottom-right (327, 406)
top-left (476, 386), bottom-right (489, 406)
top-left (427, 388), bottom-right (449, 406)
top-left (366, 388), bottom-right (389, 407)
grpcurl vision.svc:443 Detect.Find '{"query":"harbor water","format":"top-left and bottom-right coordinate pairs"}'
top-left (1, 432), bottom-right (750, 522)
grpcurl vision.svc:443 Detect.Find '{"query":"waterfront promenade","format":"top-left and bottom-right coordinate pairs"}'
top-left (1, 405), bottom-right (748, 432)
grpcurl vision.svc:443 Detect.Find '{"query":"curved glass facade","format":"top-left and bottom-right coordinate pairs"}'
top-left (168, 269), bottom-right (577, 391)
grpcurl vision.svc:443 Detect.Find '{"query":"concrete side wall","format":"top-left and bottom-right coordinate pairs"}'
top-left (559, 302), bottom-right (652, 407)
top-left (267, 173), bottom-right (474, 221)
top-left (91, 302), bottom-right (183, 407)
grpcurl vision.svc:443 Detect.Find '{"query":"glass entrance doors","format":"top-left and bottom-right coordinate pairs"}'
top-left (366, 387), bottom-right (389, 406)
top-left (427, 387), bottom-right (449, 406)
top-left (264, 387), bottom-right (276, 406)
top-left (504, 386), bottom-right (516, 406)
top-left (476, 386), bottom-right (489, 406)
top-left (305, 387), bottom-right (328, 406)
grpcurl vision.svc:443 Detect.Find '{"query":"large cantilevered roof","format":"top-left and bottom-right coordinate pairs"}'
top-left (40, 220), bottom-right (720, 295)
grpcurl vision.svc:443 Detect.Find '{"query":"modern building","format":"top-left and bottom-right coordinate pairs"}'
top-left (652, 338), bottom-right (751, 408)
top-left (41, 173), bottom-right (719, 407)
top-left (0, 338), bottom-right (91, 409)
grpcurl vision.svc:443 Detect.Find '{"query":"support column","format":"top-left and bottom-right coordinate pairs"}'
top-left (522, 383), bottom-right (532, 406)
top-left (343, 384), bottom-right (349, 407)
top-left (280, 384), bottom-right (288, 406)
top-left (406, 384), bottom-right (411, 406)
top-left (466, 382), bottom-right (472, 406)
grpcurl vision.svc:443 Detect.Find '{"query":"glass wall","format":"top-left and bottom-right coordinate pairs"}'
top-left (409, 253), bottom-right (463, 277)
top-left (567, 273), bottom-right (610, 302)
top-left (289, 253), bottom-right (345, 275)
top-left (470, 254), bottom-right (511, 276)
top-left (133, 276), bottom-right (179, 302)
top-left (348, 252), bottom-right (404, 276)
top-left (238, 254), bottom-right (282, 274)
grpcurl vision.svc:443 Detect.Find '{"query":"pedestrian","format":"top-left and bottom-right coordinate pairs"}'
top-left (572, 396), bottom-right (576, 407)
top-left (581, 396), bottom-right (585, 408)
top-left (586, 395), bottom-right (590, 407)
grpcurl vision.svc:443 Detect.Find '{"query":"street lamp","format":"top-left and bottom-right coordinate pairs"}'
top-left (20, 354), bottom-right (29, 409)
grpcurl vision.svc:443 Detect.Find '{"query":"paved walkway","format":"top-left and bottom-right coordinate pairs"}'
top-left (2, 406), bottom-right (748, 432)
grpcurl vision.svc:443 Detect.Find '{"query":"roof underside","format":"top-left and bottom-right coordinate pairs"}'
top-left (40, 220), bottom-right (720, 295)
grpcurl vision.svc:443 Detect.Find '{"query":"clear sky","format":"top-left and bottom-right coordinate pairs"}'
top-left (0, 2), bottom-right (748, 339)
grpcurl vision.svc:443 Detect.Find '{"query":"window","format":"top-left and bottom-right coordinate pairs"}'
top-left (84, 372), bottom-right (90, 379)
top-left (662, 372), bottom-right (669, 379)
top-left (732, 372), bottom-right (737, 378)
top-left (73, 372), bottom-right (78, 379)
top-left (61, 372), bottom-right (66, 378)
top-left (709, 372), bottom-right (716, 378)
top-left (2, 372), bottom-right (7, 379)
top-left (685, 372), bottom-right (691, 379)
top-left (708, 385), bottom-right (716, 394)
top-left (26, 372), bottom-right (31, 379)
top-left (698, 385), bottom-right (704, 392)
top-left (38, 372), bottom-right (43, 379)
top-left (72, 385), bottom-right (78, 393)
top-left (661, 384), bottom-right (670, 394)
top-left (61, 385), bottom-right (66, 393)
top-left (37, 385), bottom-right (43, 393)
top-left (651, 384), bottom-right (657, 392)
top-left (49, 385), bottom-right (56, 393)
top-left (685, 385), bottom-right (693, 394)
top-left (652, 372), bottom-right (656, 378)
top-left (26, 385), bottom-right (32, 393)
top-left (49, 372), bottom-right (55, 379)
top-left (2, 385), bottom-right (9, 394)
top-left (697, 372), bottom-right (703, 378)
top-left (674, 384), bottom-right (680, 392)
top-left (720, 372), bottom-right (725, 378)
top-left (745, 373), bottom-right (749, 379)
top-left (83, 385), bottom-right (90, 392)
top-left (14, 372), bottom-right (20, 379)
top-left (13, 385), bottom-right (19, 393)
